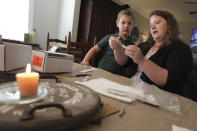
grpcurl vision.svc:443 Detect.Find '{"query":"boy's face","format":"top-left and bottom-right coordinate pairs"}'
top-left (116, 15), bottom-right (133, 36)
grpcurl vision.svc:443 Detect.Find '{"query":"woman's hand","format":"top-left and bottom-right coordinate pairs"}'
top-left (109, 36), bottom-right (123, 51)
top-left (125, 45), bottom-right (145, 65)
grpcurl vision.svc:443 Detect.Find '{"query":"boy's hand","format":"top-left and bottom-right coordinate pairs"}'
top-left (109, 36), bottom-right (124, 50)
top-left (81, 61), bottom-right (90, 66)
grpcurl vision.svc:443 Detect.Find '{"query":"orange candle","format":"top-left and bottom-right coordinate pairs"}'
top-left (16, 63), bottom-right (39, 97)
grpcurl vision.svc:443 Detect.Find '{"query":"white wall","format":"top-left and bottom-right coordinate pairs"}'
top-left (33, 0), bottom-right (61, 49)
top-left (28, 0), bottom-right (34, 32)
top-left (72, 0), bottom-right (81, 42)
top-left (32, 0), bottom-right (196, 49)
top-left (130, 8), bottom-right (149, 44)
top-left (58, 0), bottom-right (74, 42)
top-left (179, 22), bottom-right (197, 45)
top-left (58, 0), bottom-right (81, 42)
top-left (116, 0), bottom-right (197, 45)
top-left (130, 8), bottom-right (197, 45)
top-left (33, 0), bottom-right (80, 50)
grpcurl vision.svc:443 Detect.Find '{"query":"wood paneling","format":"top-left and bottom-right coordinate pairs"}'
top-left (77, 0), bottom-right (129, 47)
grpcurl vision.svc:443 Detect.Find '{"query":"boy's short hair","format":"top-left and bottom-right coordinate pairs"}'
top-left (117, 10), bottom-right (134, 23)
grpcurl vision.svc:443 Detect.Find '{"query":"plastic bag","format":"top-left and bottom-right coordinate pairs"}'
top-left (131, 80), bottom-right (181, 115)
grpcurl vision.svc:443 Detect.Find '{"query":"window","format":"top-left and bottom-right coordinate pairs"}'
top-left (0, 0), bottom-right (32, 41)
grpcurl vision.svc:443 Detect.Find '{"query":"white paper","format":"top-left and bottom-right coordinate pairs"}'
top-left (172, 125), bottom-right (192, 131)
top-left (75, 77), bottom-right (143, 103)
top-left (48, 46), bottom-right (58, 52)
top-left (80, 68), bottom-right (97, 73)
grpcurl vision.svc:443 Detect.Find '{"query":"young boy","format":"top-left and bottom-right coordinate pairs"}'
top-left (81, 10), bottom-right (137, 77)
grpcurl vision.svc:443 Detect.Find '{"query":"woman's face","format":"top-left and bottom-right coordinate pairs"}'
top-left (117, 15), bottom-right (133, 37)
top-left (150, 15), bottom-right (168, 43)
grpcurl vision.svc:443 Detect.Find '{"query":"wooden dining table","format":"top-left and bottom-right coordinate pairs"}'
top-left (55, 63), bottom-right (197, 131)
top-left (1, 63), bottom-right (197, 131)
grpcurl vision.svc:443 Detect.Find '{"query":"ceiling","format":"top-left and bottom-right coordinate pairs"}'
top-left (113, 0), bottom-right (197, 23)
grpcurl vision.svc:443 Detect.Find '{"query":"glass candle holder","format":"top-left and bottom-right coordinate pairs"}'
top-left (16, 64), bottom-right (39, 97)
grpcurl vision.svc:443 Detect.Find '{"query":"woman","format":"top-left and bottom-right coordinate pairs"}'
top-left (109, 10), bottom-right (193, 96)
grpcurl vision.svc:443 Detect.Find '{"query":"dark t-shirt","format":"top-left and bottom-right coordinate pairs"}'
top-left (97, 34), bottom-right (135, 76)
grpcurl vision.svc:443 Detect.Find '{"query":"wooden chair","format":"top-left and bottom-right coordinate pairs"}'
top-left (46, 32), bottom-right (67, 51)
top-left (89, 36), bottom-right (105, 67)
top-left (67, 32), bottom-right (89, 63)
top-left (90, 36), bottom-right (97, 66)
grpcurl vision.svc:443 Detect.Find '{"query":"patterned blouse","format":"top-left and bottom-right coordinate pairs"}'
top-left (131, 48), bottom-right (158, 81)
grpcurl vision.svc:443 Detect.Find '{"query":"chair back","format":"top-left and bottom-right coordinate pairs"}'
top-left (90, 36), bottom-right (105, 67)
top-left (46, 32), bottom-right (67, 51)
top-left (90, 36), bottom-right (97, 66)
top-left (67, 32), bottom-right (89, 63)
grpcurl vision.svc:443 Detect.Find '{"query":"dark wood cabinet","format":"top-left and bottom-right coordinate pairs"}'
top-left (77, 0), bottom-right (129, 47)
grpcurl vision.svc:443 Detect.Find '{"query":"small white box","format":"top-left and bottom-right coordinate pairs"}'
top-left (31, 50), bottom-right (74, 73)
top-left (0, 42), bottom-right (32, 71)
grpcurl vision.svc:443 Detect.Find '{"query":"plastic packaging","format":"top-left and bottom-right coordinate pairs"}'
top-left (132, 80), bottom-right (181, 115)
